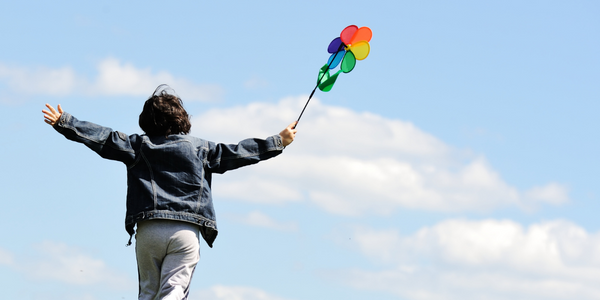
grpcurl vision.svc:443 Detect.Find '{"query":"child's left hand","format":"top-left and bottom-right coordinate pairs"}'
top-left (279, 121), bottom-right (298, 147)
top-left (43, 104), bottom-right (63, 126)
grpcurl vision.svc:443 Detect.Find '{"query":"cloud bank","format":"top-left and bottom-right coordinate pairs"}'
top-left (337, 219), bottom-right (600, 300)
top-left (0, 58), bottom-right (222, 102)
top-left (192, 97), bottom-right (569, 215)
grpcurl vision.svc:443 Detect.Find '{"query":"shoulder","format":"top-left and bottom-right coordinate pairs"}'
top-left (152, 134), bottom-right (211, 149)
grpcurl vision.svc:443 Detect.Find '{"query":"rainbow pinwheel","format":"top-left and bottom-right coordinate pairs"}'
top-left (318, 25), bottom-right (373, 92)
top-left (295, 25), bottom-right (372, 127)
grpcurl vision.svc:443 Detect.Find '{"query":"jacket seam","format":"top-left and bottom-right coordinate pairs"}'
top-left (140, 150), bottom-right (157, 209)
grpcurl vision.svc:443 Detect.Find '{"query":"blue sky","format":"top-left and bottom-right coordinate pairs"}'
top-left (1, 1), bottom-right (599, 299)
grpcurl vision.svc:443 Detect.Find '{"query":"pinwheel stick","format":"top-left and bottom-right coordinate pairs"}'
top-left (294, 44), bottom-right (345, 129)
top-left (294, 81), bottom-right (320, 129)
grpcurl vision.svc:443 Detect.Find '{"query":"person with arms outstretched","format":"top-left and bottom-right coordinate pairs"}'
top-left (42, 85), bottom-right (297, 300)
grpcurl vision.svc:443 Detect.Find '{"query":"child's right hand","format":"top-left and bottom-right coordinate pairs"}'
top-left (279, 121), bottom-right (298, 147)
top-left (43, 104), bottom-right (63, 126)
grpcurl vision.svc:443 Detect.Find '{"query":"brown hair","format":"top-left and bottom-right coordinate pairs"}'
top-left (138, 85), bottom-right (191, 136)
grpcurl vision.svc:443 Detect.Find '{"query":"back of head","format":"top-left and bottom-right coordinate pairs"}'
top-left (139, 84), bottom-right (191, 136)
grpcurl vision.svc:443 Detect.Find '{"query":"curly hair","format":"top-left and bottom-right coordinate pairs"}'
top-left (138, 88), bottom-right (191, 136)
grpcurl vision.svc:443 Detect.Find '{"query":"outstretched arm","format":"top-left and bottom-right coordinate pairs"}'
top-left (206, 121), bottom-right (297, 174)
top-left (279, 121), bottom-right (298, 147)
top-left (41, 104), bottom-right (137, 164)
top-left (43, 104), bottom-right (63, 126)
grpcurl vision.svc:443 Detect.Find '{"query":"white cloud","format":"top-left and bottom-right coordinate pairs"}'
top-left (192, 97), bottom-right (569, 214)
top-left (525, 182), bottom-right (570, 205)
top-left (90, 58), bottom-right (223, 101)
top-left (0, 64), bottom-right (77, 96)
top-left (226, 210), bottom-right (298, 232)
top-left (0, 58), bottom-right (223, 101)
top-left (215, 175), bottom-right (302, 205)
top-left (336, 219), bottom-right (600, 300)
top-left (191, 285), bottom-right (293, 300)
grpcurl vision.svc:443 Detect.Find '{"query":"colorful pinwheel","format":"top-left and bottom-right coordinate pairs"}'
top-left (295, 25), bottom-right (372, 127)
top-left (318, 25), bottom-right (373, 91)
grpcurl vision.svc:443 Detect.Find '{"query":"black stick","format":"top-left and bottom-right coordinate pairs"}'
top-left (294, 43), bottom-right (345, 129)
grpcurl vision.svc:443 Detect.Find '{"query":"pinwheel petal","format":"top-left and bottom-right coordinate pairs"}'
top-left (350, 41), bottom-right (370, 60)
top-left (328, 37), bottom-right (344, 54)
top-left (341, 51), bottom-right (356, 73)
top-left (327, 50), bottom-right (346, 69)
top-left (340, 25), bottom-right (358, 45)
top-left (350, 26), bottom-right (372, 44)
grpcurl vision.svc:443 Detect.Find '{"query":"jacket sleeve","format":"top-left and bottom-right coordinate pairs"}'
top-left (205, 135), bottom-right (285, 174)
top-left (53, 112), bottom-right (137, 165)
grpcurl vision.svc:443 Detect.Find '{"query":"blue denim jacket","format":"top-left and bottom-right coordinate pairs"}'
top-left (54, 112), bottom-right (284, 247)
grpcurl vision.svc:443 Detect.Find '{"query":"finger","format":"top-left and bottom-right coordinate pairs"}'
top-left (46, 104), bottom-right (57, 115)
top-left (57, 104), bottom-right (63, 114)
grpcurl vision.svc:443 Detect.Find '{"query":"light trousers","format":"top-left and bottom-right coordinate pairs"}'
top-left (135, 219), bottom-right (201, 300)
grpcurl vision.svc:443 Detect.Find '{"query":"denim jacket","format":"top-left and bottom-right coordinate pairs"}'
top-left (53, 112), bottom-right (284, 247)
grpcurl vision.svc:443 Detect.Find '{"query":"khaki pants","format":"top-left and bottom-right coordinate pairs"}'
top-left (135, 219), bottom-right (200, 300)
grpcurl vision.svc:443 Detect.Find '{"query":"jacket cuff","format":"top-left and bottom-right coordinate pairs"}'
top-left (274, 134), bottom-right (285, 150)
top-left (53, 112), bottom-right (71, 132)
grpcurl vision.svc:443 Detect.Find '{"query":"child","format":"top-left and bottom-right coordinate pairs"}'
top-left (42, 84), bottom-right (297, 300)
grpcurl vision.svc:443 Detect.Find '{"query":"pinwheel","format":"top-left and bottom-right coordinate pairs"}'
top-left (319, 25), bottom-right (372, 91)
top-left (295, 25), bottom-right (372, 127)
